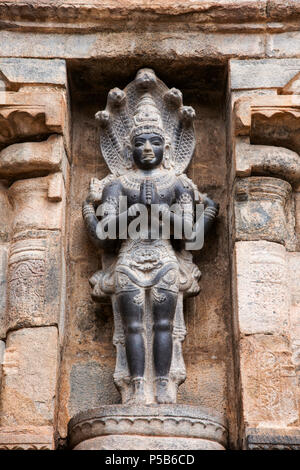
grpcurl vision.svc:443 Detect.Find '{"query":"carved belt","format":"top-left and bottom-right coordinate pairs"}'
top-left (115, 262), bottom-right (179, 289)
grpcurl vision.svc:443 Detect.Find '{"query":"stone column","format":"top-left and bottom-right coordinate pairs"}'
top-left (229, 59), bottom-right (300, 450)
top-left (0, 59), bottom-right (69, 450)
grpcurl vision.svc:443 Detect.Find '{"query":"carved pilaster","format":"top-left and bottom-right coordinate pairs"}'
top-left (229, 59), bottom-right (300, 448)
top-left (234, 177), bottom-right (295, 249)
top-left (0, 58), bottom-right (70, 450)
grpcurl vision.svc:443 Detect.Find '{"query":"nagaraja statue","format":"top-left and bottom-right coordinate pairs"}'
top-left (82, 69), bottom-right (219, 405)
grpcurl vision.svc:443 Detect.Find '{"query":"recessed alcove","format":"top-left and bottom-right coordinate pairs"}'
top-left (58, 58), bottom-right (236, 445)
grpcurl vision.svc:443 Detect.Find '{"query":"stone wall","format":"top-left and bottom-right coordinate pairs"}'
top-left (0, 0), bottom-right (299, 450)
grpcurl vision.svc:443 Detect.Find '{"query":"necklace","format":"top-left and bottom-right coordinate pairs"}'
top-left (119, 171), bottom-right (176, 191)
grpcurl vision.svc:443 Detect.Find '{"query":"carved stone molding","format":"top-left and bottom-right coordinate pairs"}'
top-left (5, 231), bottom-right (63, 331)
top-left (234, 177), bottom-right (295, 248)
top-left (9, 174), bottom-right (65, 233)
top-left (235, 137), bottom-right (300, 184)
top-left (0, 58), bottom-right (67, 91)
top-left (0, 444), bottom-right (51, 450)
top-left (233, 95), bottom-right (300, 157)
top-left (68, 405), bottom-right (228, 450)
top-left (0, 1), bottom-right (284, 33)
top-left (0, 426), bottom-right (54, 450)
top-left (251, 97), bottom-right (300, 155)
top-left (234, 241), bottom-right (289, 336)
top-left (0, 328), bottom-right (58, 428)
top-left (0, 90), bottom-right (67, 149)
top-left (240, 334), bottom-right (298, 428)
top-left (245, 427), bottom-right (300, 450)
top-left (0, 135), bottom-right (66, 179)
top-left (230, 59), bottom-right (300, 93)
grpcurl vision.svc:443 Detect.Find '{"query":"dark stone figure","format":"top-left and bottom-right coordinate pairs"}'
top-left (82, 69), bottom-right (218, 404)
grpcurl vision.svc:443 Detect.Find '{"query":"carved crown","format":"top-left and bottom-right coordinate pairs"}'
top-left (95, 68), bottom-right (196, 176)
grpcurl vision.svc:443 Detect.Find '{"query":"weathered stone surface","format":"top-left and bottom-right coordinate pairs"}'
top-left (230, 59), bottom-right (300, 90)
top-left (48, 172), bottom-right (64, 202)
top-left (287, 252), bottom-right (300, 401)
top-left (68, 404), bottom-right (228, 450)
top-left (0, 339), bottom-right (4, 389)
top-left (267, 32), bottom-right (300, 59)
top-left (0, 31), bottom-right (265, 61)
top-left (0, 88), bottom-right (67, 149)
top-left (0, 181), bottom-right (11, 242)
top-left (9, 174), bottom-right (65, 232)
top-left (0, 135), bottom-right (66, 179)
top-left (0, 425), bottom-right (54, 450)
top-left (268, 1), bottom-right (300, 21)
top-left (234, 177), bottom-right (295, 248)
top-left (233, 97), bottom-right (252, 135)
top-left (69, 361), bottom-right (121, 418)
top-left (177, 357), bottom-right (227, 413)
top-left (74, 435), bottom-right (225, 450)
top-left (0, 58), bottom-right (66, 88)
top-left (234, 137), bottom-right (300, 183)
top-left (0, 0), bottom-right (269, 29)
top-left (281, 72), bottom-right (300, 95)
top-left (0, 245), bottom-right (8, 339)
top-left (0, 327), bottom-right (58, 426)
top-left (5, 230), bottom-right (64, 331)
top-left (240, 334), bottom-right (298, 428)
top-left (245, 427), bottom-right (300, 450)
top-left (233, 94), bottom-right (300, 142)
top-left (294, 192), bottom-right (300, 248)
top-left (234, 241), bottom-right (289, 335)
top-left (250, 95), bottom-right (300, 155)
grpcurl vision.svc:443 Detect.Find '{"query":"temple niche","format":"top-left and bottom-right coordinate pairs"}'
top-left (65, 63), bottom-right (230, 450)
top-left (0, 0), bottom-right (299, 451)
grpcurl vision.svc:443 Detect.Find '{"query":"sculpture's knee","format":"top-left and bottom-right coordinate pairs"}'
top-left (126, 321), bottom-right (143, 335)
top-left (154, 318), bottom-right (172, 334)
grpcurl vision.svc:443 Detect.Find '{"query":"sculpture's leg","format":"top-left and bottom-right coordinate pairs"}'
top-left (152, 287), bottom-right (177, 404)
top-left (116, 289), bottom-right (146, 403)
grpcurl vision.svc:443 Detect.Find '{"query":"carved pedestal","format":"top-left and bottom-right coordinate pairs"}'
top-left (68, 405), bottom-right (228, 450)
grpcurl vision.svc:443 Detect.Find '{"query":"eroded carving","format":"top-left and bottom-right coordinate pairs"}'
top-left (234, 176), bottom-right (296, 249)
top-left (0, 90), bottom-right (66, 149)
top-left (68, 405), bottom-right (228, 450)
top-left (234, 241), bottom-right (289, 336)
top-left (7, 238), bottom-right (46, 327)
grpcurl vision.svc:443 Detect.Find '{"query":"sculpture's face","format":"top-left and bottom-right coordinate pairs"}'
top-left (132, 133), bottom-right (164, 170)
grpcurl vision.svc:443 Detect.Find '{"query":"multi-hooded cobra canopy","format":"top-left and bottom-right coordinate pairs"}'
top-left (95, 68), bottom-right (196, 176)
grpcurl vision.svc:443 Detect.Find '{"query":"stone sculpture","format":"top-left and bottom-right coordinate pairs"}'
top-left (82, 69), bottom-right (218, 405)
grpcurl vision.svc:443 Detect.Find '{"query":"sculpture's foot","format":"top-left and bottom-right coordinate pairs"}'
top-left (126, 377), bottom-right (147, 405)
top-left (155, 377), bottom-right (175, 404)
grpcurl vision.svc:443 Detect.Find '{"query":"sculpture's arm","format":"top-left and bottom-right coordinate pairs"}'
top-left (82, 199), bottom-right (106, 249)
top-left (180, 194), bottom-right (218, 250)
top-left (166, 181), bottom-right (195, 239)
top-left (201, 195), bottom-right (219, 237)
top-left (82, 179), bottom-right (123, 249)
top-left (172, 177), bottom-right (219, 246)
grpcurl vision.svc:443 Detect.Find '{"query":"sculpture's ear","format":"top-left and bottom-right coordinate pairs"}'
top-left (123, 136), bottom-right (133, 170)
top-left (163, 136), bottom-right (174, 170)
